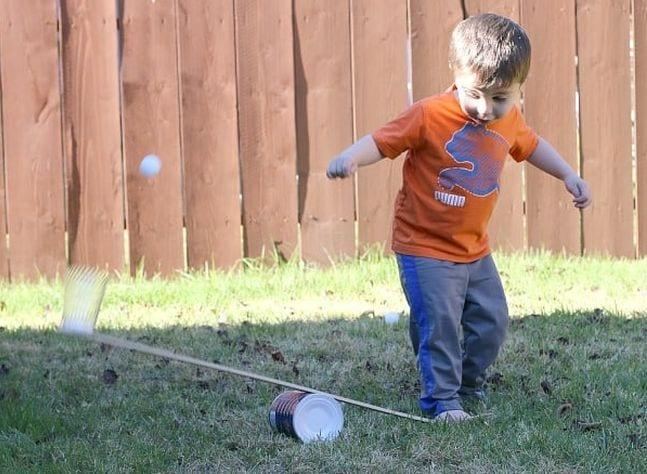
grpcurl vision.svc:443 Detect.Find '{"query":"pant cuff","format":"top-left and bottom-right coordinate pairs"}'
top-left (420, 397), bottom-right (463, 416)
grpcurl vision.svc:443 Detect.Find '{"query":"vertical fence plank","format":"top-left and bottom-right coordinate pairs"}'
top-left (177, 0), bottom-right (241, 270)
top-left (294, 0), bottom-right (355, 264)
top-left (61, 0), bottom-right (124, 271)
top-left (463, 0), bottom-right (525, 252)
top-left (352, 0), bottom-right (408, 252)
top-left (121, 0), bottom-right (184, 276)
top-left (577, 0), bottom-right (633, 257)
top-left (522, 0), bottom-right (580, 254)
top-left (636, 0), bottom-right (647, 256)
top-left (0, 1), bottom-right (66, 280)
top-left (410, 1), bottom-right (464, 101)
top-left (0, 80), bottom-right (8, 279)
top-left (234, 0), bottom-right (298, 261)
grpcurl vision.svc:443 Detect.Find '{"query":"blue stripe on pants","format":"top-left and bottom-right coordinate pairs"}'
top-left (397, 254), bottom-right (463, 415)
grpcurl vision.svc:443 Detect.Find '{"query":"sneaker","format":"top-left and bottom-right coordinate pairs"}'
top-left (434, 409), bottom-right (473, 422)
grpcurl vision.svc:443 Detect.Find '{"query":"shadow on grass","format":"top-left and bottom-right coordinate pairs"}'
top-left (0, 309), bottom-right (645, 471)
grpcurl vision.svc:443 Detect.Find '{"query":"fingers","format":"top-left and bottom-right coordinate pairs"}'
top-left (565, 177), bottom-right (581, 198)
top-left (572, 182), bottom-right (592, 208)
top-left (326, 159), bottom-right (341, 179)
top-left (564, 176), bottom-right (592, 209)
top-left (326, 156), bottom-right (352, 179)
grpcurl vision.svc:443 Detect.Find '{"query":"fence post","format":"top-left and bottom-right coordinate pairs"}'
top-left (234, 0), bottom-right (299, 262)
top-left (178, 0), bottom-right (242, 270)
top-left (121, 0), bottom-right (184, 276)
top-left (61, 0), bottom-right (125, 271)
top-left (352, 0), bottom-right (408, 254)
top-left (523, 0), bottom-right (581, 255)
top-left (294, 0), bottom-right (355, 264)
top-left (577, 0), bottom-right (634, 257)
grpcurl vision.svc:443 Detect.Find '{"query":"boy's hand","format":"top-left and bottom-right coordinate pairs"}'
top-left (326, 154), bottom-right (358, 179)
top-left (564, 174), bottom-right (592, 209)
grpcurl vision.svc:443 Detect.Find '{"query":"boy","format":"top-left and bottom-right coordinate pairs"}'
top-left (327, 13), bottom-right (591, 422)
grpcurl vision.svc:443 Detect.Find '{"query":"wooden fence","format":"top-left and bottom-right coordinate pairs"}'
top-left (0, 0), bottom-right (644, 281)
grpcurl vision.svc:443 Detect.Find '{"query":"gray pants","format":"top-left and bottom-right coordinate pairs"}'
top-left (396, 253), bottom-right (508, 416)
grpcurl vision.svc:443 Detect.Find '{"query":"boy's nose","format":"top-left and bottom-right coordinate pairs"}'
top-left (477, 99), bottom-right (493, 117)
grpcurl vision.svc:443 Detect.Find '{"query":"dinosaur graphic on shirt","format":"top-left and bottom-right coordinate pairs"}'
top-left (438, 122), bottom-right (510, 199)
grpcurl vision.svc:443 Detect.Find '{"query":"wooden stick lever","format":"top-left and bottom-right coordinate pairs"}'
top-left (85, 332), bottom-right (433, 424)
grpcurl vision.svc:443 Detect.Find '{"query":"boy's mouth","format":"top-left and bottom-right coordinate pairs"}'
top-left (470, 115), bottom-right (493, 125)
top-left (463, 106), bottom-right (494, 124)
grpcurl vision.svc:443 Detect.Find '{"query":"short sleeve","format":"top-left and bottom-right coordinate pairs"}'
top-left (509, 106), bottom-right (539, 162)
top-left (372, 101), bottom-right (426, 159)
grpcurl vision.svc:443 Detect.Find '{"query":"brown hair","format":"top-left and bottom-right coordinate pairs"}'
top-left (448, 13), bottom-right (531, 88)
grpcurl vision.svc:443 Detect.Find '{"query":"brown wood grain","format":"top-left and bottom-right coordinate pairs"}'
top-left (0, 1), bottom-right (66, 280)
top-left (636, 0), bottom-right (647, 257)
top-left (60, 0), bottom-right (124, 271)
top-left (234, 0), bottom-right (298, 261)
top-left (121, 0), bottom-right (185, 276)
top-left (464, 0), bottom-right (525, 252)
top-left (522, 0), bottom-right (580, 255)
top-left (465, 0), bottom-right (520, 18)
top-left (0, 76), bottom-right (8, 279)
top-left (576, 0), bottom-right (634, 257)
top-left (177, 0), bottom-right (242, 270)
top-left (352, 0), bottom-right (408, 253)
top-left (410, 0), bottom-right (464, 101)
top-left (294, 0), bottom-right (355, 264)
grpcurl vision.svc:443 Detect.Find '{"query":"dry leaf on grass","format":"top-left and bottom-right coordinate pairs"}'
top-left (575, 421), bottom-right (602, 431)
top-left (271, 350), bottom-right (285, 364)
top-left (540, 379), bottom-right (552, 394)
top-left (102, 368), bottom-right (118, 385)
top-left (486, 372), bottom-right (504, 386)
top-left (557, 402), bottom-right (573, 417)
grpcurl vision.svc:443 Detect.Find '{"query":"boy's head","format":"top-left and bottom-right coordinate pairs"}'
top-left (449, 14), bottom-right (531, 124)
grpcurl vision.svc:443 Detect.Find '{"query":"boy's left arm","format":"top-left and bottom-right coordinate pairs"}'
top-left (526, 137), bottom-right (592, 209)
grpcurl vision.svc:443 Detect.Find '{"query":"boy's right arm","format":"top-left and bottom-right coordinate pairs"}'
top-left (326, 134), bottom-right (384, 179)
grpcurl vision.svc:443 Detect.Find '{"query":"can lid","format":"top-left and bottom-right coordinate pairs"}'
top-left (292, 394), bottom-right (344, 443)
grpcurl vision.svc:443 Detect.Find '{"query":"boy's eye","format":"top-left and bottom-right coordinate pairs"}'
top-left (493, 96), bottom-right (508, 103)
top-left (466, 91), bottom-right (480, 99)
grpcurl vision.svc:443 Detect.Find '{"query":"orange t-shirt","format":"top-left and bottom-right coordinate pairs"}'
top-left (372, 89), bottom-right (538, 263)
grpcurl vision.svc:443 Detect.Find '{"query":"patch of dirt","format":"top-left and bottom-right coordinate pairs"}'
top-left (540, 379), bottom-right (552, 395)
top-left (102, 368), bottom-right (118, 385)
top-left (486, 372), bottom-right (504, 387)
top-left (539, 349), bottom-right (558, 359)
top-left (574, 420), bottom-right (602, 432)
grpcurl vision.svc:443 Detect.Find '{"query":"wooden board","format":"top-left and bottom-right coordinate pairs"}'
top-left (352, 0), bottom-right (408, 252)
top-left (177, 0), bottom-right (241, 269)
top-left (294, 0), bottom-right (355, 264)
top-left (464, 0), bottom-right (525, 252)
top-left (409, 0), bottom-right (464, 101)
top-left (234, 0), bottom-right (298, 261)
top-left (636, 0), bottom-right (647, 257)
top-left (465, 0), bottom-right (520, 18)
top-left (0, 1), bottom-right (66, 280)
top-left (576, 0), bottom-right (634, 257)
top-left (121, 0), bottom-right (185, 276)
top-left (60, 0), bottom-right (124, 271)
top-left (0, 71), bottom-right (8, 279)
top-left (522, 0), bottom-right (580, 255)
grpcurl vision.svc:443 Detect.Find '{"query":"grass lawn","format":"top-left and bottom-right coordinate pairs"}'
top-left (0, 252), bottom-right (645, 472)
